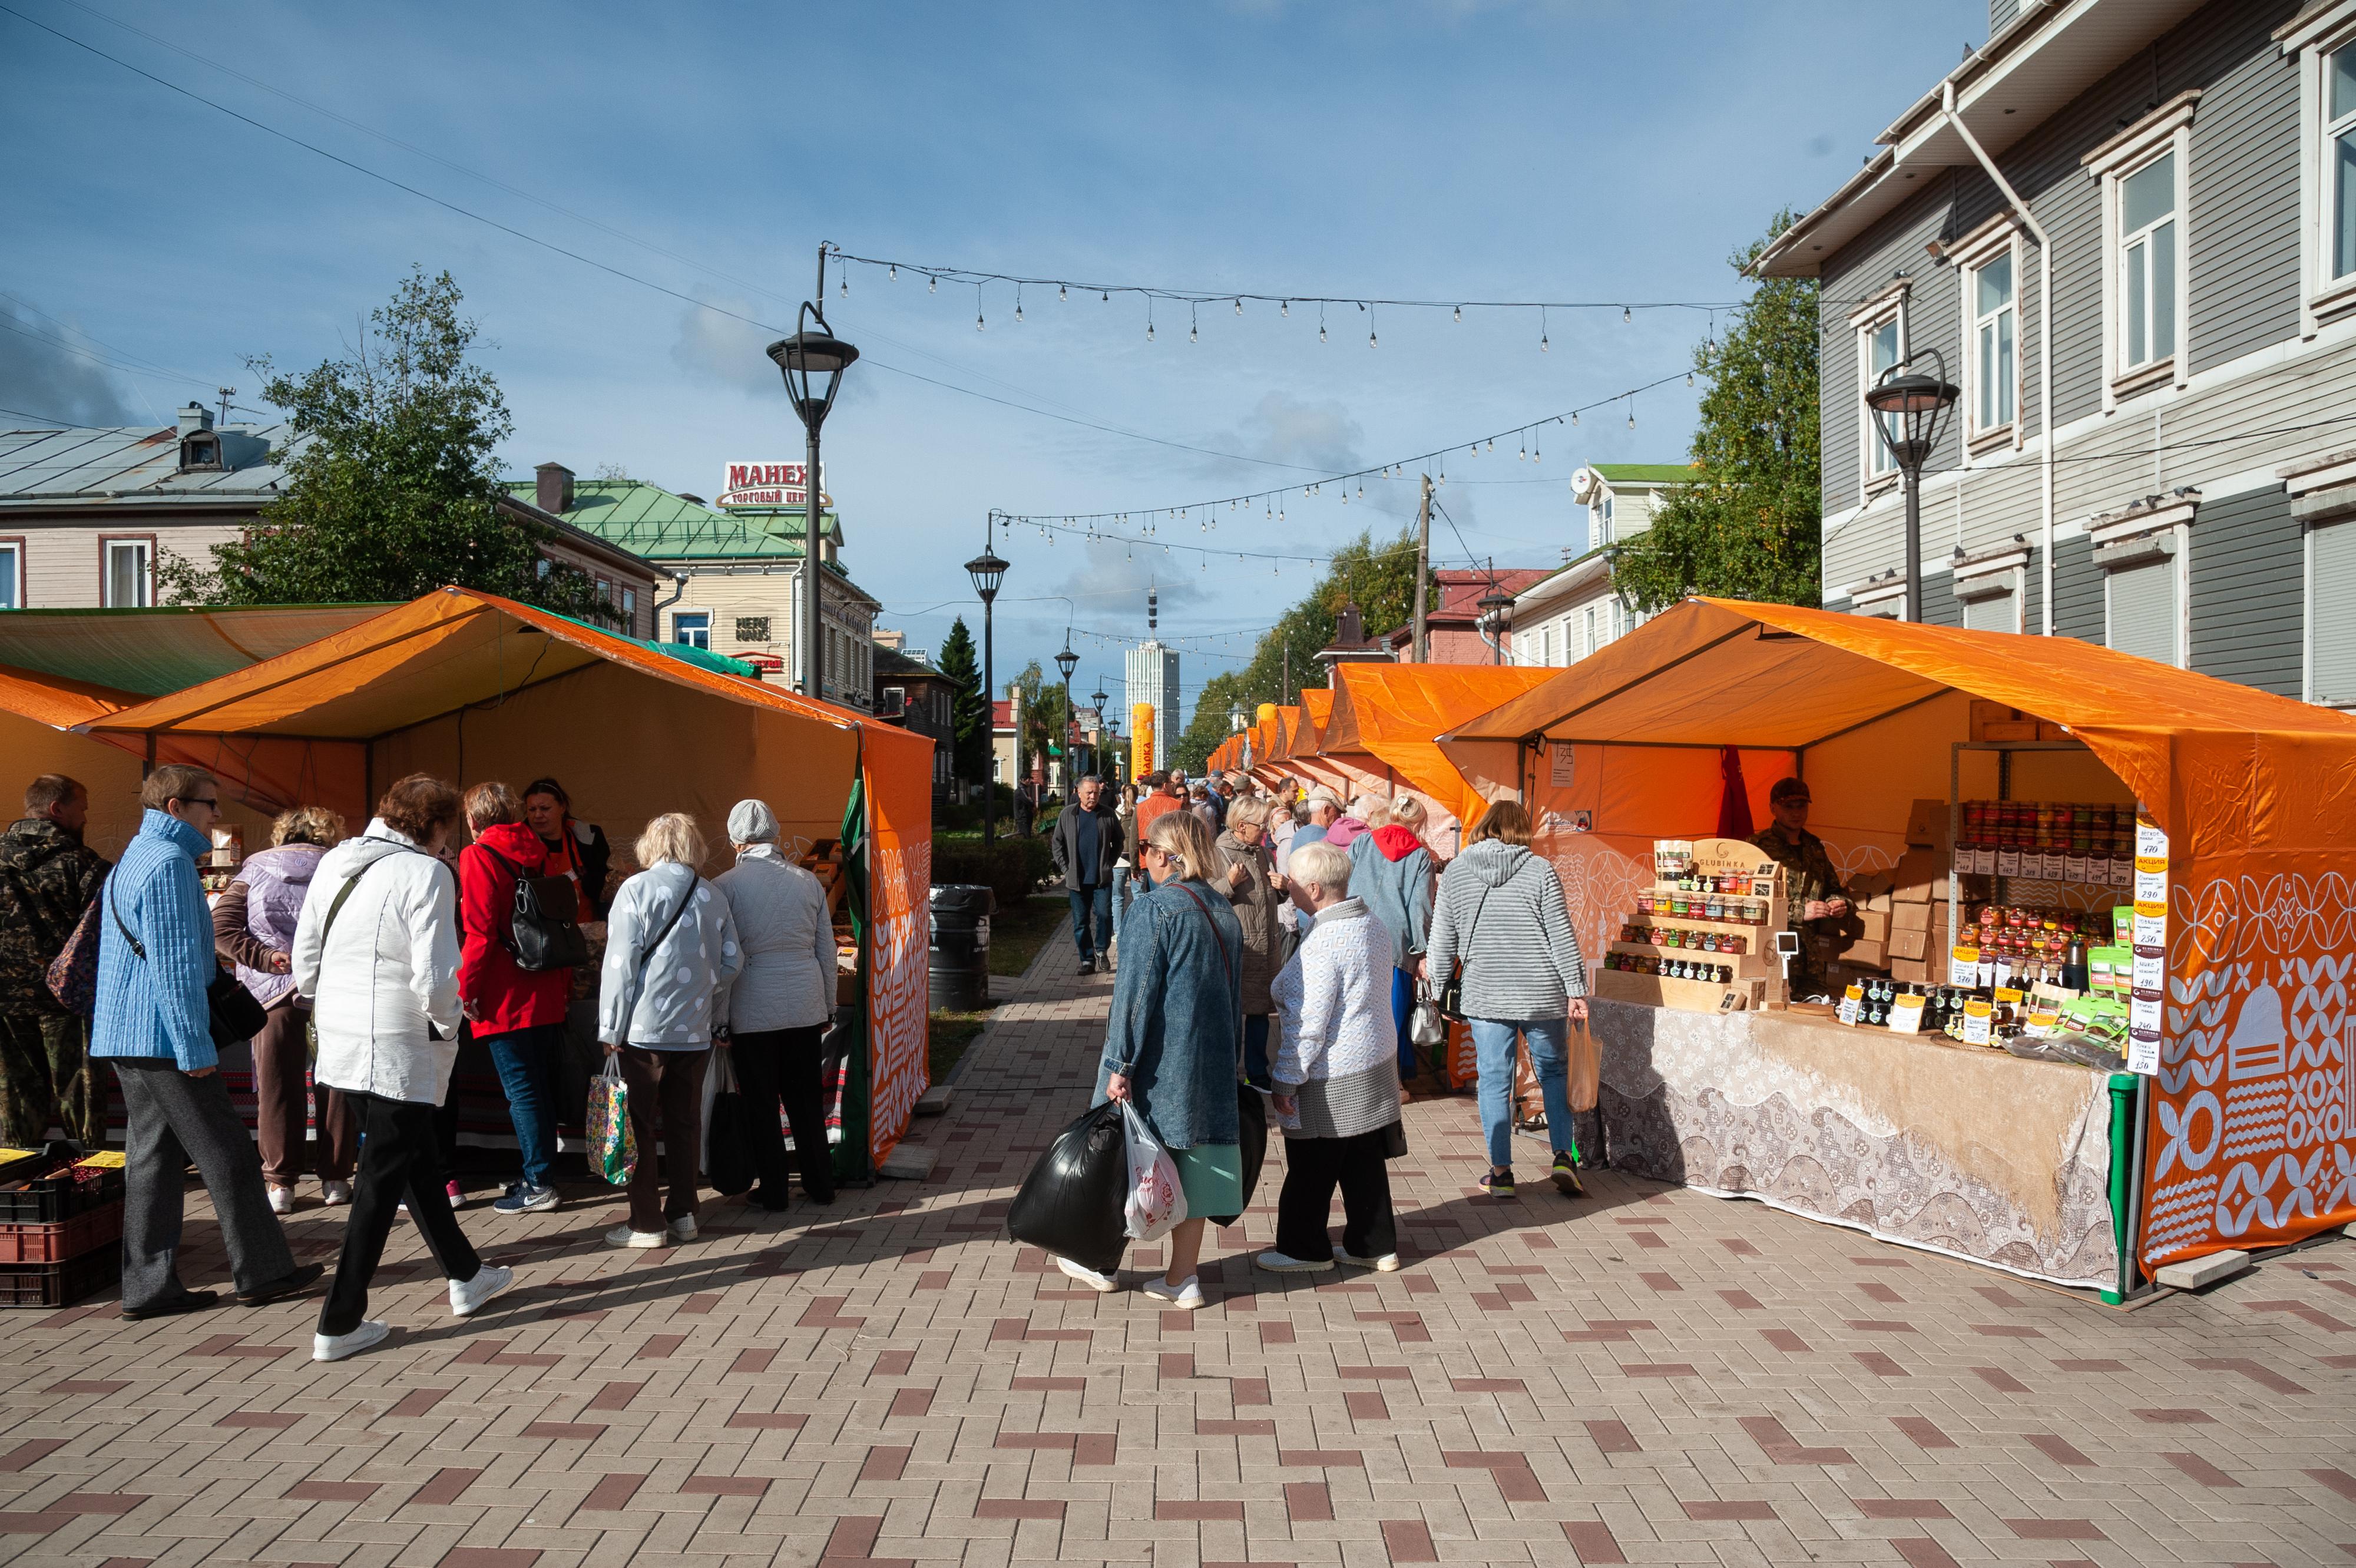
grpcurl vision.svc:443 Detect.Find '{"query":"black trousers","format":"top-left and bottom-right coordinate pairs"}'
top-left (319, 1090), bottom-right (482, 1336)
top-left (733, 1026), bottom-right (835, 1206)
top-left (1273, 1125), bottom-right (1397, 1263)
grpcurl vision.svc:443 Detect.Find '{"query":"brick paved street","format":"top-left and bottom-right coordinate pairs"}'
top-left (4, 926), bottom-right (2353, 1568)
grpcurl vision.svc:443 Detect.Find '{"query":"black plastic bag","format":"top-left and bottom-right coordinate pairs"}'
top-left (1209, 1085), bottom-right (1268, 1228)
top-left (1005, 1101), bottom-right (1129, 1274)
top-left (706, 1050), bottom-right (758, 1196)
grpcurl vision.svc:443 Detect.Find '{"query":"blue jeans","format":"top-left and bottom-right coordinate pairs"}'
top-left (1068, 884), bottom-right (1113, 961)
top-left (1391, 966), bottom-right (1417, 1077)
top-left (482, 1022), bottom-right (565, 1189)
top-left (1470, 1017), bottom-right (1573, 1172)
top-left (1243, 1014), bottom-right (1271, 1091)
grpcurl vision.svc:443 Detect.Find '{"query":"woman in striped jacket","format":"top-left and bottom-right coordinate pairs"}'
top-left (1421, 801), bottom-right (1588, 1200)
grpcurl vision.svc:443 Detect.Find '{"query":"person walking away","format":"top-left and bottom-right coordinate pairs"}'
top-left (1422, 800), bottom-right (1589, 1199)
top-left (455, 784), bottom-right (574, 1216)
top-left (522, 778), bottom-right (613, 921)
top-left (1057, 811), bottom-right (1244, 1310)
top-left (1052, 775), bottom-right (1122, 975)
top-left (1257, 840), bottom-right (1402, 1272)
top-left (95, 766), bottom-right (316, 1321)
top-left (0, 774), bottom-right (108, 1148)
top-left (1215, 799), bottom-right (1284, 1091)
top-left (598, 813), bottom-right (742, 1247)
top-left (299, 775), bottom-right (509, 1360)
top-left (1349, 798), bottom-right (1435, 1084)
top-left (213, 806), bottom-right (354, 1211)
top-left (715, 799), bottom-right (836, 1211)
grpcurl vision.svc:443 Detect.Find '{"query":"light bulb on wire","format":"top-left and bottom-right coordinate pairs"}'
top-left (1623, 305), bottom-right (1632, 323)
top-left (1015, 286), bottom-right (1024, 323)
top-left (928, 274), bottom-right (936, 293)
top-left (1454, 305), bottom-right (1462, 322)
top-left (1059, 283), bottom-right (1067, 301)
top-left (888, 264), bottom-right (896, 280)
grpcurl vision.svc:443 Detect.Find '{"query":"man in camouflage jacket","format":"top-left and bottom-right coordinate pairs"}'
top-left (0, 775), bottom-right (110, 1146)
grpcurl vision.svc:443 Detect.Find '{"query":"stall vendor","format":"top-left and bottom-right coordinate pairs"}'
top-left (1749, 776), bottom-right (1851, 1000)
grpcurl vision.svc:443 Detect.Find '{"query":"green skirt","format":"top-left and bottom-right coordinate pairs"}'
top-left (1173, 1143), bottom-right (1244, 1222)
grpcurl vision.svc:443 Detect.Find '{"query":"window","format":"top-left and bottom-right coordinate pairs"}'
top-left (1971, 252), bottom-right (2016, 434)
top-left (2315, 521), bottom-right (2356, 705)
top-left (0, 540), bottom-right (19, 610)
top-left (101, 538), bottom-right (150, 607)
top-left (594, 577), bottom-right (612, 606)
top-left (1581, 604), bottom-right (1599, 659)
top-left (1849, 283), bottom-right (1907, 489)
top-left (2331, 44), bottom-right (2356, 282)
top-left (2119, 153), bottom-right (2178, 372)
top-left (2107, 557), bottom-right (2179, 667)
top-left (621, 587), bottom-right (637, 626)
top-left (1963, 589), bottom-right (2017, 633)
top-left (673, 611), bottom-right (710, 649)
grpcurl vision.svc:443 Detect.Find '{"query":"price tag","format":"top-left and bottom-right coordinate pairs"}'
top-left (2127, 1027), bottom-right (2162, 1075)
top-left (1961, 998), bottom-right (1994, 1046)
top-left (1994, 985), bottom-right (2026, 1008)
top-left (1551, 745), bottom-right (1575, 787)
top-left (1997, 848), bottom-right (2022, 876)
top-left (74, 1150), bottom-right (127, 1169)
top-left (1838, 984), bottom-right (1862, 1027)
top-left (2132, 899), bottom-right (2168, 949)
top-left (2133, 855), bottom-right (2168, 904)
top-left (2043, 851), bottom-right (2067, 881)
top-left (2130, 990), bottom-right (2163, 1033)
top-left (1974, 845), bottom-right (1998, 875)
top-left (2065, 854), bottom-right (2089, 883)
top-left (2136, 819), bottom-right (2169, 860)
top-left (1951, 945), bottom-right (1981, 987)
top-left (2132, 946), bottom-right (2165, 991)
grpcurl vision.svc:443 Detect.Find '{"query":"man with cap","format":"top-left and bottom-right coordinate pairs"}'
top-left (1749, 778), bottom-right (1851, 999)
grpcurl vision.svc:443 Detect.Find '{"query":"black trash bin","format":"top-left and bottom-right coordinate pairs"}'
top-left (929, 884), bottom-right (996, 1013)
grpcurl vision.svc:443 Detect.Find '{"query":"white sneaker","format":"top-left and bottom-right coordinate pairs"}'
top-left (320, 1180), bottom-right (352, 1208)
top-left (1334, 1246), bottom-right (1402, 1272)
top-left (266, 1185), bottom-right (294, 1216)
top-left (312, 1319), bottom-right (390, 1362)
top-left (667, 1215), bottom-right (697, 1242)
top-left (1054, 1255), bottom-right (1117, 1292)
top-left (1143, 1275), bottom-right (1207, 1310)
top-left (1255, 1250), bottom-right (1336, 1274)
top-left (605, 1224), bottom-right (664, 1249)
top-left (449, 1264), bottom-right (514, 1318)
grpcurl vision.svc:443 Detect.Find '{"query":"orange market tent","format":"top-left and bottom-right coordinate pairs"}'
top-left (80, 587), bottom-right (936, 1175)
top-left (1440, 595), bottom-right (2356, 1278)
top-left (1318, 664), bottom-right (1556, 835)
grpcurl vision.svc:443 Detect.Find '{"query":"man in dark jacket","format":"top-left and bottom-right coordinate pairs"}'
top-left (1050, 775), bottom-right (1123, 974)
top-left (0, 775), bottom-right (109, 1147)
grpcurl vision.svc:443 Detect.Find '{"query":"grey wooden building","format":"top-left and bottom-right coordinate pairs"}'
top-left (1759, 0), bottom-right (2356, 707)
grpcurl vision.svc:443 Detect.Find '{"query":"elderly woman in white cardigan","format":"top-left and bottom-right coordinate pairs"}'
top-left (1255, 839), bottom-right (1404, 1275)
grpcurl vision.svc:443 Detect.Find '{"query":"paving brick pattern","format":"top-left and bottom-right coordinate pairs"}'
top-left (4, 925), bottom-right (2353, 1565)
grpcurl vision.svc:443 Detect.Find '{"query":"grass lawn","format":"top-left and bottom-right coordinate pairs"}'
top-left (925, 894), bottom-right (1070, 1084)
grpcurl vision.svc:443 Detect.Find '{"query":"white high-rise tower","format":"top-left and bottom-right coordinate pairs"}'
top-left (1125, 584), bottom-right (1180, 773)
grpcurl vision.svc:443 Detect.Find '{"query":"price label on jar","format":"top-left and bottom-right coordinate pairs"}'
top-left (2133, 855), bottom-right (2168, 904)
top-left (1951, 945), bottom-right (1981, 988)
top-left (1961, 998), bottom-right (1994, 1046)
top-left (1838, 984), bottom-right (1862, 1027)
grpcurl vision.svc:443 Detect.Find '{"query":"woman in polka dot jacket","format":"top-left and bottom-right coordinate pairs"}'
top-left (597, 812), bottom-right (743, 1248)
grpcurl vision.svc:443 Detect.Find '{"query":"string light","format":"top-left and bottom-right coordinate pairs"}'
top-left (975, 282), bottom-right (985, 332)
top-left (1015, 285), bottom-right (1024, 323)
top-left (839, 273), bottom-right (847, 298)
top-left (1368, 305), bottom-right (1378, 349)
top-left (1623, 304), bottom-right (1632, 324)
top-left (1233, 297), bottom-right (1243, 315)
top-left (1318, 303), bottom-right (1326, 343)
top-left (1280, 299), bottom-right (1289, 317)
top-left (929, 274), bottom-right (936, 293)
top-left (1059, 282), bottom-right (1067, 301)
top-left (888, 263), bottom-right (896, 279)
top-left (1454, 305), bottom-right (1462, 322)
top-left (1540, 305), bottom-right (1549, 353)
top-left (1627, 398), bottom-right (1636, 429)
top-left (1190, 302), bottom-right (1198, 343)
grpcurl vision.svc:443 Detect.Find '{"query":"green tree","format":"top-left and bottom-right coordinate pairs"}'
top-left (159, 267), bottom-right (604, 621)
top-left (1609, 212), bottom-right (1822, 612)
top-left (935, 616), bottom-right (991, 788)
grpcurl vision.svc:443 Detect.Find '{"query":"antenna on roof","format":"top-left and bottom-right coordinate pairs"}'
top-left (217, 387), bottom-right (235, 426)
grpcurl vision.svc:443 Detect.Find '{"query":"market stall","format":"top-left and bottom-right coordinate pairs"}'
top-left (78, 587), bottom-right (936, 1180)
top-left (1441, 597), bottom-right (2356, 1294)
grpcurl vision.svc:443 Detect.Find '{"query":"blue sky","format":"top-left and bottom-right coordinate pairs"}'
top-left (2, 0), bottom-right (1981, 720)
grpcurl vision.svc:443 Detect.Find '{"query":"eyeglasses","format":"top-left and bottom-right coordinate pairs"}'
top-left (178, 796), bottom-right (219, 809)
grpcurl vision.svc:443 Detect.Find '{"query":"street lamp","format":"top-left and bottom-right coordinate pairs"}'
top-left (1054, 638), bottom-right (1078, 796)
top-left (1864, 349), bottom-right (1960, 626)
top-left (965, 541), bottom-right (1008, 849)
top-left (1090, 684), bottom-right (1109, 783)
top-left (766, 276), bottom-right (859, 703)
top-left (1477, 583), bottom-right (1515, 665)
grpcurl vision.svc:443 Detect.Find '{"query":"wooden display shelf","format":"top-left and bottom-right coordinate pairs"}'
top-left (1631, 913), bottom-right (1772, 934)
top-left (1593, 967), bottom-right (1763, 1011)
top-left (1609, 940), bottom-right (1758, 964)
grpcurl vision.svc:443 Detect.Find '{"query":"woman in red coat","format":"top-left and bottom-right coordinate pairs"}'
top-left (458, 783), bottom-right (576, 1215)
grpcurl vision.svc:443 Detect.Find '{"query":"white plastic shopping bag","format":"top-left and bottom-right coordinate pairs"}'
top-left (1120, 1100), bottom-right (1187, 1242)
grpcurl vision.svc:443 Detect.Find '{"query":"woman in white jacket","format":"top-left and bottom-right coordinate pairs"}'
top-left (714, 799), bottom-right (837, 1212)
top-left (598, 812), bottom-right (742, 1248)
top-left (294, 775), bottom-right (512, 1362)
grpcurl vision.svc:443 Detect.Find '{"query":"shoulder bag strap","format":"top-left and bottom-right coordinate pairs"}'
top-left (628, 873), bottom-right (699, 1011)
top-left (107, 872), bottom-right (145, 961)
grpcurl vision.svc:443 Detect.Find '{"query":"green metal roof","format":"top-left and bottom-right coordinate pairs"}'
top-left (1590, 464), bottom-right (1700, 486)
top-left (506, 478), bottom-right (840, 563)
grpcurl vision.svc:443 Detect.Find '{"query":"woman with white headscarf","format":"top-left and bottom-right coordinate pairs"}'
top-left (714, 799), bottom-right (839, 1210)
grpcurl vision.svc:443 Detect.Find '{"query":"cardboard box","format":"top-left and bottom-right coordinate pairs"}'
top-left (1903, 798), bottom-right (1951, 852)
top-left (1890, 957), bottom-right (1933, 984)
top-left (2036, 719), bottom-right (2070, 742)
top-left (1890, 849), bottom-right (1947, 903)
top-left (1849, 870), bottom-right (1895, 913)
top-left (1891, 901), bottom-right (1931, 934)
top-left (1980, 720), bottom-right (2040, 742)
top-left (1855, 907), bottom-right (1890, 943)
top-left (1889, 928), bottom-right (1932, 962)
top-left (1844, 938), bottom-right (1887, 967)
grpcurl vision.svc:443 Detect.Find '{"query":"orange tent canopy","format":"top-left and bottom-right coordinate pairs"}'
top-left (1319, 664), bottom-right (1557, 829)
top-left (0, 660), bottom-right (135, 729)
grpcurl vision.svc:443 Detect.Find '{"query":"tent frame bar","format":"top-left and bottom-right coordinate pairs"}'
top-left (1513, 621), bottom-right (1761, 747)
top-left (1794, 687), bottom-right (1951, 755)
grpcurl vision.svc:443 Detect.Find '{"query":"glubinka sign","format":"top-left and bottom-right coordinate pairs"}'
top-left (716, 460), bottom-right (826, 510)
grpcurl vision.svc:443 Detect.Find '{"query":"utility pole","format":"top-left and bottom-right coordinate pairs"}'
top-left (1280, 640), bottom-right (1289, 704)
top-left (1411, 474), bottom-right (1433, 663)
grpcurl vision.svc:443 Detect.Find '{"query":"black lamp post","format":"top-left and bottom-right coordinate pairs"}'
top-left (1090, 684), bottom-right (1108, 782)
top-left (965, 542), bottom-right (1008, 849)
top-left (1054, 638), bottom-right (1078, 795)
top-left (766, 271), bottom-right (859, 703)
top-left (1864, 349), bottom-right (1961, 626)
top-left (1477, 583), bottom-right (1515, 665)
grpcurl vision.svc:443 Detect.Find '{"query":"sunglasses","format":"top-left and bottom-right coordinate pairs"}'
top-left (178, 796), bottom-right (219, 808)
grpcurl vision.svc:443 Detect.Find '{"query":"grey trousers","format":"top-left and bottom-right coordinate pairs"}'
top-left (113, 1059), bottom-right (297, 1309)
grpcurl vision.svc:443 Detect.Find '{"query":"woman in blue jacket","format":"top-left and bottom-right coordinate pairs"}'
top-left (1059, 810), bottom-right (1243, 1311)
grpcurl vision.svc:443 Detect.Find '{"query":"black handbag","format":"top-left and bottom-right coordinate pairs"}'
top-left (704, 1047), bottom-right (757, 1196)
top-left (108, 877), bottom-right (268, 1047)
top-left (482, 845), bottom-right (591, 972)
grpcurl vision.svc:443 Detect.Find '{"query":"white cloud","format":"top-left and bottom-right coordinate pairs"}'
top-left (1215, 390), bottom-right (1364, 476)
top-left (0, 301), bottom-right (147, 425)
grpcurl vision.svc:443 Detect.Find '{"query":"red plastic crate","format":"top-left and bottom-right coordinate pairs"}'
top-left (0, 1200), bottom-right (122, 1264)
top-left (0, 1246), bottom-right (120, 1308)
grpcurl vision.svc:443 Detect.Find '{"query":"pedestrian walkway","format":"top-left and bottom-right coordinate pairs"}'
top-left (2, 924), bottom-right (2352, 1567)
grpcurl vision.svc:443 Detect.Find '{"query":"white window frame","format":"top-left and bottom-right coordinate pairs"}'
top-left (2285, 4), bottom-right (2356, 330)
top-left (673, 610), bottom-right (710, 650)
top-left (2089, 494), bottom-right (2198, 669)
top-left (1953, 545), bottom-right (2029, 636)
top-left (100, 536), bottom-right (152, 608)
top-left (0, 538), bottom-right (21, 611)
top-left (1951, 216), bottom-right (2023, 454)
top-left (1849, 280), bottom-right (1909, 498)
top-left (2086, 91), bottom-right (2198, 407)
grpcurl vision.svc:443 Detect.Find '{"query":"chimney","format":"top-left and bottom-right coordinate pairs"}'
top-left (535, 462), bottom-right (574, 515)
top-left (177, 403), bottom-right (212, 436)
top-left (1336, 603), bottom-right (1363, 645)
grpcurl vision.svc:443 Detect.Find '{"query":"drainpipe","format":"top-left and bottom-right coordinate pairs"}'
top-left (1941, 80), bottom-right (2057, 634)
